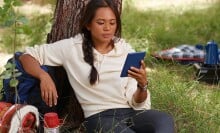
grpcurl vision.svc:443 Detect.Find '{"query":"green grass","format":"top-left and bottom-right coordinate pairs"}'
top-left (122, 2), bottom-right (220, 133)
top-left (122, 2), bottom-right (220, 50)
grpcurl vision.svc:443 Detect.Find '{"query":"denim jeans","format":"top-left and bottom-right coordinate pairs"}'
top-left (82, 108), bottom-right (175, 133)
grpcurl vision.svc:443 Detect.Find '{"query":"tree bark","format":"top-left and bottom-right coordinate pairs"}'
top-left (47, 0), bottom-right (122, 43)
top-left (46, 0), bottom-right (122, 130)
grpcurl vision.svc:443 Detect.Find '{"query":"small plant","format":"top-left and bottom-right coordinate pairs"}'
top-left (0, 0), bottom-right (28, 102)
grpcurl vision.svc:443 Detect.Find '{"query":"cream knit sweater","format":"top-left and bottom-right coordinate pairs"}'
top-left (25, 34), bottom-right (151, 118)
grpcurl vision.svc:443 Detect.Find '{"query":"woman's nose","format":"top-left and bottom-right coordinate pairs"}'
top-left (104, 23), bottom-right (110, 30)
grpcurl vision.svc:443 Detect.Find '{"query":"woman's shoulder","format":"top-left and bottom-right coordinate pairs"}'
top-left (52, 34), bottom-right (83, 46)
top-left (114, 37), bottom-right (135, 53)
top-left (70, 33), bottom-right (83, 44)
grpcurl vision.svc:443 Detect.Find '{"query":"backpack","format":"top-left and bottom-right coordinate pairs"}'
top-left (0, 52), bottom-right (55, 114)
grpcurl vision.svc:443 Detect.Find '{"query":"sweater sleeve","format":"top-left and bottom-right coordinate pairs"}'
top-left (121, 41), bottom-right (151, 110)
top-left (131, 89), bottom-right (151, 109)
top-left (125, 77), bottom-right (151, 110)
top-left (25, 38), bottom-right (74, 66)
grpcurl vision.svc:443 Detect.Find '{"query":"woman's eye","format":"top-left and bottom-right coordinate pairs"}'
top-left (97, 22), bottom-right (104, 25)
top-left (110, 22), bottom-right (116, 25)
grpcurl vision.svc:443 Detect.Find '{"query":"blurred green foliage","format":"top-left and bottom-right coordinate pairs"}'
top-left (122, 2), bottom-right (220, 133)
top-left (0, 0), bottom-right (52, 53)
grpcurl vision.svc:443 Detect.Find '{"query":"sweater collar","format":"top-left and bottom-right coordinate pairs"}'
top-left (73, 34), bottom-right (127, 57)
top-left (93, 38), bottom-right (126, 57)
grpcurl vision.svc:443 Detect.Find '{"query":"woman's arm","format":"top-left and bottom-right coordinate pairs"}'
top-left (19, 54), bottom-right (58, 107)
top-left (128, 60), bottom-right (148, 103)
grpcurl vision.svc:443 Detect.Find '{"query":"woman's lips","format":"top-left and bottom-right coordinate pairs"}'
top-left (102, 34), bottom-right (112, 38)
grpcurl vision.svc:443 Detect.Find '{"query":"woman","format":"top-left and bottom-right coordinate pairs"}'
top-left (19, 0), bottom-right (174, 132)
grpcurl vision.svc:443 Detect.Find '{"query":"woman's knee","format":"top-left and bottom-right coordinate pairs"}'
top-left (154, 111), bottom-right (175, 133)
top-left (131, 110), bottom-right (175, 133)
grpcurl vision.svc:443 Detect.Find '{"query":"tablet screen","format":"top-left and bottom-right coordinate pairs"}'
top-left (120, 51), bottom-right (146, 77)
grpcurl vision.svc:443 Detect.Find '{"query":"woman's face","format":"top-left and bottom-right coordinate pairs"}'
top-left (86, 7), bottom-right (117, 45)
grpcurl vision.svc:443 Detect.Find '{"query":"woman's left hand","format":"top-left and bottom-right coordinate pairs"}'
top-left (128, 60), bottom-right (147, 87)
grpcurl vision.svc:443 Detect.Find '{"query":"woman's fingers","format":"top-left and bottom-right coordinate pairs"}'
top-left (128, 60), bottom-right (147, 85)
top-left (40, 78), bottom-right (58, 107)
top-left (141, 60), bottom-right (146, 69)
top-left (128, 60), bottom-right (146, 75)
top-left (42, 89), bottom-right (58, 107)
top-left (48, 92), bottom-right (53, 106)
top-left (52, 90), bottom-right (58, 106)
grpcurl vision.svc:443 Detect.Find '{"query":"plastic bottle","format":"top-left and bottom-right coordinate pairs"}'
top-left (44, 112), bottom-right (60, 133)
top-left (204, 40), bottom-right (219, 65)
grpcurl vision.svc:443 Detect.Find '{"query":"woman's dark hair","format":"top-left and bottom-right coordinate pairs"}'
top-left (79, 0), bottom-right (121, 85)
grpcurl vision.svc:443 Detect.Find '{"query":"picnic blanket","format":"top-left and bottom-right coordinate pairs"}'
top-left (152, 44), bottom-right (220, 64)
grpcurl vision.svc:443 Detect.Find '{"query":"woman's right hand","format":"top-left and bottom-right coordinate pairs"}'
top-left (39, 73), bottom-right (58, 107)
top-left (19, 54), bottom-right (58, 106)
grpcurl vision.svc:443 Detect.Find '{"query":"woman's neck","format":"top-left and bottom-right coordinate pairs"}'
top-left (94, 42), bottom-right (114, 54)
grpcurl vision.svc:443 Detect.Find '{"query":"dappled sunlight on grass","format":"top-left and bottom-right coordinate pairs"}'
top-left (130, 0), bottom-right (218, 13)
top-left (148, 62), bottom-right (220, 132)
top-left (14, 2), bottom-right (53, 17)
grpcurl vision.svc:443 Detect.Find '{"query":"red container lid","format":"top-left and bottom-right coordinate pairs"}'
top-left (44, 112), bottom-right (59, 128)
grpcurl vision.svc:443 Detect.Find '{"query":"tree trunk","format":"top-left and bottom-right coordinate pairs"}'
top-left (46, 0), bottom-right (122, 130)
top-left (47, 0), bottom-right (122, 43)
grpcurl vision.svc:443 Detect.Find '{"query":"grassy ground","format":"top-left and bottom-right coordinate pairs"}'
top-left (122, 1), bottom-right (220, 133)
top-left (0, 0), bottom-right (220, 132)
